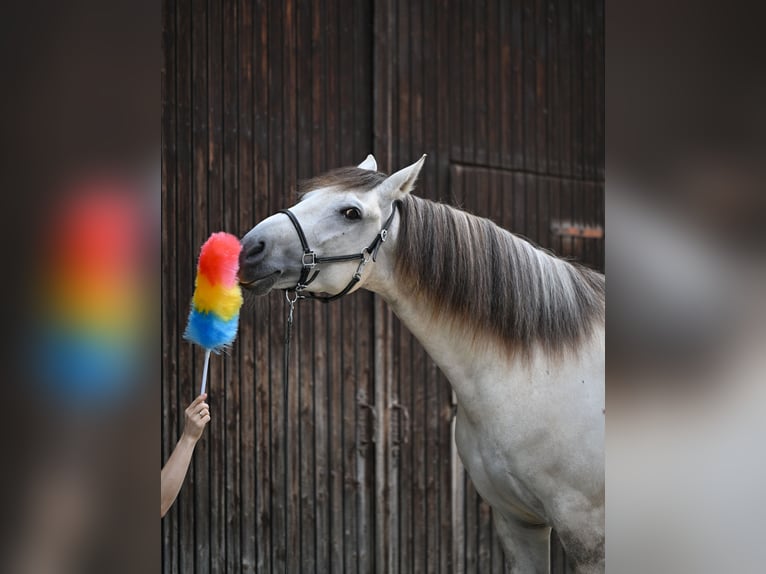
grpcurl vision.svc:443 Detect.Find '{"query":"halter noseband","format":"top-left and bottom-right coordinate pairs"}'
top-left (277, 200), bottom-right (401, 303)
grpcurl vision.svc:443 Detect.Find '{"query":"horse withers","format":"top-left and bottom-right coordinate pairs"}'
top-left (239, 155), bottom-right (605, 573)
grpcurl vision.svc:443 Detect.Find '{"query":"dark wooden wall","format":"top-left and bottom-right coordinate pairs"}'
top-left (162, 0), bottom-right (603, 572)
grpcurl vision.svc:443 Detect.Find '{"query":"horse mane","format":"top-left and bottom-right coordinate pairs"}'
top-left (393, 195), bottom-right (605, 357)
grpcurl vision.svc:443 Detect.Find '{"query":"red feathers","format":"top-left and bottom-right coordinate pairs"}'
top-left (197, 232), bottom-right (242, 286)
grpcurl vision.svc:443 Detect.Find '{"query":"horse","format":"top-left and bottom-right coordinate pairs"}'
top-left (239, 155), bottom-right (605, 573)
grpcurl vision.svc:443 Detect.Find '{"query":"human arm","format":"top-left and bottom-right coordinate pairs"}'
top-left (161, 394), bottom-right (210, 518)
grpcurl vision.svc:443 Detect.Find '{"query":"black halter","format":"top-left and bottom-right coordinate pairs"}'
top-left (277, 200), bottom-right (401, 303)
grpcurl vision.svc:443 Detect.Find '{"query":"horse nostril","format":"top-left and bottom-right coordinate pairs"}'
top-left (241, 240), bottom-right (266, 266)
top-left (251, 240), bottom-right (266, 256)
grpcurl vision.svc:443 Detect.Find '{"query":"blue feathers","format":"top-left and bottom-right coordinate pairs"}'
top-left (184, 308), bottom-right (240, 353)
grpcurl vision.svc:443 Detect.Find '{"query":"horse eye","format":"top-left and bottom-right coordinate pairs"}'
top-left (342, 207), bottom-right (361, 220)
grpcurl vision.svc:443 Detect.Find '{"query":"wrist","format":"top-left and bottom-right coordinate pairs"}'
top-left (179, 432), bottom-right (199, 446)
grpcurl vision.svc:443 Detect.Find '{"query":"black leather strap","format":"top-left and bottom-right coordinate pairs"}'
top-left (279, 200), bottom-right (401, 302)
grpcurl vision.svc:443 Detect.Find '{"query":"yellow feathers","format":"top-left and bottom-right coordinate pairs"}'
top-left (192, 274), bottom-right (244, 321)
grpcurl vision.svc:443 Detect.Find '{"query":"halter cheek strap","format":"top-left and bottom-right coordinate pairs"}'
top-left (278, 200), bottom-right (401, 303)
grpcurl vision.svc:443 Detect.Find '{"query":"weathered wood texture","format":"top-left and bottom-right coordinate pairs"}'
top-left (162, 0), bottom-right (603, 572)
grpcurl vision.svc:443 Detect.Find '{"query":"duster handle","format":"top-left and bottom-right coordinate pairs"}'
top-left (200, 349), bottom-right (211, 396)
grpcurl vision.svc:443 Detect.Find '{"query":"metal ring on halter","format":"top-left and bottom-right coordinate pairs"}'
top-left (353, 250), bottom-right (372, 280)
top-left (285, 290), bottom-right (302, 305)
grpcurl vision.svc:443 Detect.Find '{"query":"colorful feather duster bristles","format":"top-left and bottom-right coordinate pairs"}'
top-left (184, 232), bottom-right (243, 354)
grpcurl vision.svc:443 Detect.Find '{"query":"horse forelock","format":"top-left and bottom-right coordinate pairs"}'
top-left (393, 195), bottom-right (605, 358)
top-left (297, 166), bottom-right (388, 199)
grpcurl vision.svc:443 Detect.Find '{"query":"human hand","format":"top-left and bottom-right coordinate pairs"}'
top-left (182, 394), bottom-right (210, 442)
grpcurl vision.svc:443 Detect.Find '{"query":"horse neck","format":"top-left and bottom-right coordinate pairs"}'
top-left (363, 203), bottom-right (604, 407)
top-left (366, 231), bottom-right (499, 400)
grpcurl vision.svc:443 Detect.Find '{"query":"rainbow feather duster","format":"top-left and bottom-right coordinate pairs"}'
top-left (184, 232), bottom-right (243, 394)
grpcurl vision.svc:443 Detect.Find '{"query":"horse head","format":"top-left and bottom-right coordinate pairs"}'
top-left (239, 154), bottom-right (425, 298)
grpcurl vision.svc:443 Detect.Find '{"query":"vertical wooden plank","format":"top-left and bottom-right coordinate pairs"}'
top-left (189, 0), bottom-right (211, 569)
top-left (547, 0), bottom-right (561, 176)
top-left (221, 0), bottom-right (241, 571)
top-left (372, 0), bottom-right (396, 559)
top-left (558, 0), bottom-right (572, 178)
top-left (354, 0), bottom-right (373, 157)
top-left (594, 0), bottom-right (606, 272)
top-left (414, 338), bottom-right (429, 574)
top-left (499, 0), bottom-right (512, 169)
top-left (336, 1), bottom-right (359, 571)
top-left (464, 474), bottom-right (478, 574)
top-left (206, 0), bottom-right (226, 569)
top-left (490, 513), bottom-right (506, 573)
top-left (461, 0), bottom-right (475, 164)
top-left (526, 173), bottom-right (538, 246)
top-left (596, 182), bottom-right (604, 272)
top-left (522, 0), bottom-right (536, 172)
top-left (478, 500), bottom-right (492, 574)
top-left (252, 2), bottom-right (272, 570)
top-left (537, 176), bottom-right (550, 250)
top-left (435, 2), bottom-right (454, 571)
top-left (423, 8), bottom-right (441, 560)
top-left (549, 176), bottom-right (562, 259)
top-left (423, 13), bottom-right (442, 574)
top-left (397, 0), bottom-right (411, 165)
top-left (474, 0), bottom-right (487, 165)
top-left (266, 2), bottom-right (286, 570)
top-left (451, 427), bottom-right (465, 574)
top-left (448, 0), bottom-right (463, 161)
top-left (571, 0), bottom-right (584, 181)
top-left (582, 0), bottom-right (595, 182)
top-left (311, 2), bottom-right (330, 572)
top-left (342, 298), bottom-right (360, 574)
top-left (323, 2), bottom-right (344, 572)
top-left (512, 172), bottom-right (525, 237)
top-left (295, 2), bottom-right (317, 572)
top-left (389, 314), bottom-right (403, 574)
top-left (235, 0), bottom-right (255, 571)
top-left (283, 1), bottom-right (301, 570)
top-left (354, 4), bottom-right (376, 571)
top-left (313, 296), bottom-right (330, 573)
top-left (535, 0), bottom-right (548, 175)
top-left (551, 529), bottom-right (573, 573)
top-left (398, 326), bottom-right (413, 574)
top-left (355, 295), bottom-right (374, 574)
top-left (374, 0), bottom-right (394, 171)
top-left (426, 358), bottom-right (442, 574)
top-left (594, 0), bottom-right (604, 180)
top-left (328, 292), bottom-right (344, 574)
top-left (510, 0), bottom-right (523, 170)
top-left (487, 0), bottom-right (500, 168)
top-left (413, 0), bottom-right (425, 168)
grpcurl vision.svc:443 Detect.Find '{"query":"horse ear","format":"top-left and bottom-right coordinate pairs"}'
top-left (377, 154), bottom-right (427, 201)
top-left (357, 154), bottom-right (378, 171)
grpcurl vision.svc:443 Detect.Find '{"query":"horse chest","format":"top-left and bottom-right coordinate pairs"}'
top-left (454, 404), bottom-right (548, 523)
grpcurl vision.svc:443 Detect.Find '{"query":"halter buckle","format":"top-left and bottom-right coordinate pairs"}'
top-left (302, 252), bottom-right (317, 268)
top-left (380, 229), bottom-right (388, 242)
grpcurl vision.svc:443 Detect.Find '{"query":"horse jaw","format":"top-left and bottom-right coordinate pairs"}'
top-left (240, 270), bottom-right (281, 295)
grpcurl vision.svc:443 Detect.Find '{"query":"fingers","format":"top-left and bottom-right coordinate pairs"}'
top-left (185, 394), bottom-right (208, 417)
top-left (181, 394), bottom-right (211, 441)
top-left (186, 393), bottom-right (207, 411)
